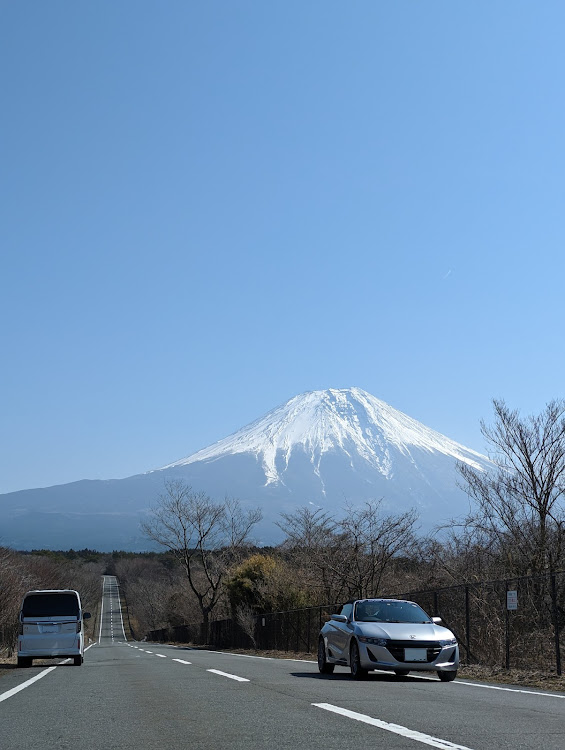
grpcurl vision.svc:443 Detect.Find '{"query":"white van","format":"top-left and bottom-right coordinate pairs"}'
top-left (17, 589), bottom-right (91, 667)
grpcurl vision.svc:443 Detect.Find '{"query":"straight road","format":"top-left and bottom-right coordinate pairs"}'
top-left (1, 576), bottom-right (564, 749)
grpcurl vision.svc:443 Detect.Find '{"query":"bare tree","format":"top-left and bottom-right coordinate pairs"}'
top-left (278, 501), bottom-right (418, 601)
top-left (276, 507), bottom-right (341, 602)
top-left (338, 502), bottom-right (418, 598)
top-left (142, 479), bottom-right (262, 637)
top-left (235, 604), bottom-right (258, 649)
top-left (457, 399), bottom-right (565, 575)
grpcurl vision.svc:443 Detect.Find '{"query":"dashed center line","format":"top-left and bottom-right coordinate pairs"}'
top-left (207, 669), bottom-right (249, 682)
top-left (172, 659), bottom-right (192, 665)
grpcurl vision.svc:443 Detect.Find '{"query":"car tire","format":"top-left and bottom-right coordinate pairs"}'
top-left (73, 655), bottom-right (83, 666)
top-left (350, 640), bottom-right (368, 680)
top-left (17, 657), bottom-right (32, 668)
top-left (394, 669), bottom-right (410, 677)
top-left (437, 670), bottom-right (457, 682)
top-left (318, 638), bottom-right (335, 674)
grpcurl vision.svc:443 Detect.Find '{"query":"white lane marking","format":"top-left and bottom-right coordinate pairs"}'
top-left (371, 669), bottom-right (565, 700)
top-left (144, 650), bottom-right (153, 654)
top-left (172, 659), bottom-right (192, 665)
top-left (207, 669), bottom-right (249, 682)
top-left (454, 680), bottom-right (565, 699)
top-left (155, 654), bottom-right (167, 658)
top-left (0, 667), bottom-right (57, 704)
top-left (115, 584), bottom-right (127, 641)
top-left (313, 704), bottom-right (474, 750)
top-left (98, 579), bottom-right (105, 644)
top-left (198, 648), bottom-right (314, 663)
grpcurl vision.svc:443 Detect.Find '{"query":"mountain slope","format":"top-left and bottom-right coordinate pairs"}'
top-left (0, 388), bottom-right (490, 550)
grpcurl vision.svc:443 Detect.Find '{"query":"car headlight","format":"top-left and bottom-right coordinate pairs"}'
top-left (439, 638), bottom-right (457, 646)
top-left (358, 636), bottom-right (388, 647)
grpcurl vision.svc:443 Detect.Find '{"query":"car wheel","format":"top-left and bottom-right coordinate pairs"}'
top-left (350, 640), bottom-right (368, 680)
top-left (437, 670), bottom-right (457, 682)
top-left (394, 669), bottom-right (410, 677)
top-left (17, 657), bottom-right (32, 668)
top-left (73, 655), bottom-right (83, 666)
top-left (318, 638), bottom-right (335, 674)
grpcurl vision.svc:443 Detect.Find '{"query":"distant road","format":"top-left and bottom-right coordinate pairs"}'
top-left (1, 576), bottom-right (564, 749)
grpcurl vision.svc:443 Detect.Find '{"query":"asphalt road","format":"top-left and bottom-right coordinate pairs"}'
top-left (1, 576), bottom-right (564, 750)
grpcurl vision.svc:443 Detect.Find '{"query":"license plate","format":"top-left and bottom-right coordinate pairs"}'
top-left (404, 648), bottom-right (427, 662)
top-left (40, 625), bottom-right (59, 634)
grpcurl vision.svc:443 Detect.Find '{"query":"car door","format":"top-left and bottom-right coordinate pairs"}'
top-left (327, 603), bottom-right (353, 661)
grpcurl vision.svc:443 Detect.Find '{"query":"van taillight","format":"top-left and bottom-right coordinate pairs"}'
top-left (76, 622), bottom-right (81, 633)
top-left (18, 623), bottom-right (23, 635)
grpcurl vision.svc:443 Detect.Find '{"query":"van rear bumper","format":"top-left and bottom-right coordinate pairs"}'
top-left (18, 648), bottom-right (83, 657)
top-left (18, 636), bottom-right (83, 658)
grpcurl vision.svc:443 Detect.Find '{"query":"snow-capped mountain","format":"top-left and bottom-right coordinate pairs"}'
top-left (160, 387), bottom-right (486, 488)
top-left (0, 388), bottom-right (491, 550)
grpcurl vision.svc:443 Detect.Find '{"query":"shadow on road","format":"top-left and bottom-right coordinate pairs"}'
top-left (290, 671), bottom-right (435, 683)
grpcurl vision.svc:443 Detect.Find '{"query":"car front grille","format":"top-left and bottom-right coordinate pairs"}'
top-left (386, 640), bottom-right (442, 663)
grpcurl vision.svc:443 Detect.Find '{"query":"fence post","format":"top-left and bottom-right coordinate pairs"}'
top-left (307, 609), bottom-right (311, 653)
top-left (465, 585), bottom-right (471, 664)
top-left (505, 580), bottom-right (510, 669)
top-left (550, 572), bottom-right (562, 676)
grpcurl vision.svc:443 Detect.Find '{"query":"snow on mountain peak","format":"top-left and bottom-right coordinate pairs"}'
top-left (159, 387), bottom-right (487, 486)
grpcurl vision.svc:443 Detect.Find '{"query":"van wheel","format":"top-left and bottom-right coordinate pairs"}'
top-left (17, 657), bottom-right (32, 668)
top-left (73, 656), bottom-right (83, 666)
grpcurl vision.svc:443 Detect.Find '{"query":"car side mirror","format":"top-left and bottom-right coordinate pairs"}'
top-left (432, 616), bottom-right (442, 624)
top-left (330, 614), bottom-right (348, 623)
top-left (83, 612), bottom-right (91, 619)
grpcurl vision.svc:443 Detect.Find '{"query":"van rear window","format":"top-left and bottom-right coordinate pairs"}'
top-left (22, 593), bottom-right (80, 618)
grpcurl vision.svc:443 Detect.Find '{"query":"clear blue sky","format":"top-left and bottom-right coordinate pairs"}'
top-left (2, 1), bottom-right (564, 494)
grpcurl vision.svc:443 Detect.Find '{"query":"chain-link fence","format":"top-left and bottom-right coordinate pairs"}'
top-left (147, 570), bottom-right (564, 674)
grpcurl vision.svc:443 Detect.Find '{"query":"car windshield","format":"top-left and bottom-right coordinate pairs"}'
top-left (354, 600), bottom-right (432, 624)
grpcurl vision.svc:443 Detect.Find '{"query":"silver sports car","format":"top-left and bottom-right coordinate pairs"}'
top-left (318, 598), bottom-right (459, 681)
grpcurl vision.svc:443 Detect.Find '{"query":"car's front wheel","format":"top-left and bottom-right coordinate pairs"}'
top-left (437, 670), bottom-right (457, 682)
top-left (73, 655), bottom-right (83, 666)
top-left (394, 669), bottom-right (410, 677)
top-left (350, 640), bottom-right (368, 680)
top-left (318, 638), bottom-right (334, 674)
top-left (17, 657), bottom-right (32, 668)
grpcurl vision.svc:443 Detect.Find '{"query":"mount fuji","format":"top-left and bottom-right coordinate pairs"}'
top-left (0, 388), bottom-right (491, 551)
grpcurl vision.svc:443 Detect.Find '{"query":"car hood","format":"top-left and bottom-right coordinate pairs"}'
top-left (354, 621), bottom-right (455, 641)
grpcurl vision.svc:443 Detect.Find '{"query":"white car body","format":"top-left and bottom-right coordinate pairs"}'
top-left (17, 589), bottom-right (90, 667)
top-left (318, 598), bottom-right (459, 681)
